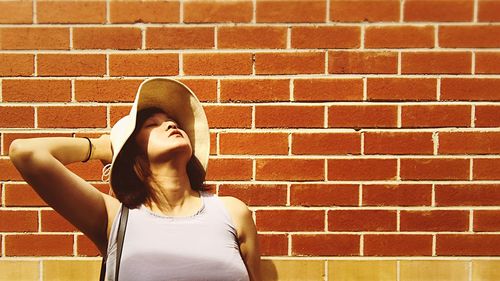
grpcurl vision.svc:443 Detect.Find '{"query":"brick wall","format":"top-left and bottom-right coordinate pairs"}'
top-left (1, 0), bottom-right (500, 280)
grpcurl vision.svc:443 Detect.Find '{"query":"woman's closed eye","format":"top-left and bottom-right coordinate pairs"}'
top-left (147, 121), bottom-right (178, 128)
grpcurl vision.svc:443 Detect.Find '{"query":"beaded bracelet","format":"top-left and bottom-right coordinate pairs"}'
top-left (82, 137), bottom-right (92, 163)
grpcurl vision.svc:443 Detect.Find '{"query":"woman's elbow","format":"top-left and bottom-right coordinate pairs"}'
top-left (9, 140), bottom-right (38, 167)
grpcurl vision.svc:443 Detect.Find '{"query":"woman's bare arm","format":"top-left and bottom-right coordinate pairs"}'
top-left (226, 197), bottom-right (262, 281)
top-left (9, 136), bottom-right (114, 256)
top-left (10, 136), bottom-right (111, 165)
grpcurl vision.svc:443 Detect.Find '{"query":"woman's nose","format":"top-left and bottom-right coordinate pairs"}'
top-left (167, 123), bottom-right (177, 130)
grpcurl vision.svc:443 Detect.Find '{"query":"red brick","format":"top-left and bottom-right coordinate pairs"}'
top-left (209, 132), bottom-right (216, 155)
top-left (218, 26), bottom-right (287, 49)
top-left (183, 53), bottom-right (253, 75)
top-left (204, 105), bottom-right (252, 128)
top-left (147, 27), bottom-right (214, 49)
top-left (255, 52), bottom-right (325, 75)
top-left (218, 184), bottom-right (288, 206)
top-left (402, 52), bottom-right (471, 74)
top-left (220, 79), bottom-right (290, 102)
top-left (328, 51), bottom-right (398, 74)
top-left (365, 26), bottom-right (434, 48)
top-left (110, 0), bottom-right (179, 23)
top-left (363, 184), bottom-right (432, 206)
top-left (256, 158), bottom-right (324, 181)
top-left (475, 105), bottom-right (500, 127)
top-left (66, 160), bottom-right (107, 181)
top-left (77, 235), bottom-right (99, 257)
top-left (439, 132), bottom-right (500, 154)
top-left (478, 0), bottom-right (500, 21)
top-left (401, 105), bottom-right (471, 128)
top-left (75, 79), bottom-right (141, 102)
top-left (41, 210), bottom-right (78, 232)
top-left (364, 234), bottom-right (432, 256)
top-left (0, 106), bottom-right (34, 128)
top-left (476, 52), bottom-right (500, 74)
top-left (474, 158), bottom-right (500, 180)
top-left (0, 27), bottom-right (69, 50)
top-left (292, 234), bottom-right (360, 256)
top-left (220, 132), bottom-right (288, 155)
top-left (368, 78), bottom-right (437, 101)
top-left (178, 79), bottom-right (217, 102)
top-left (0, 210), bottom-right (38, 232)
top-left (257, 0), bottom-right (326, 23)
top-left (206, 158), bottom-right (252, 181)
top-left (328, 105), bottom-right (398, 128)
top-left (328, 159), bottom-right (397, 181)
top-left (441, 78), bottom-right (500, 101)
top-left (294, 78), bottom-right (363, 101)
top-left (404, 0), bottom-right (474, 22)
top-left (401, 210), bottom-right (469, 231)
top-left (400, 158), bottom-right (470, 180)
top-left (437, 234), bottom-right (500, 256)
top-left (259, 234), bottom-right (288, 256)
top-left (5, 184), bottom-right (54, 207)
top-left (0, 1), bottom-right (32, 24)
top-left (364, 132), bottom-right (434, 155)
top-left (440, 25), bottom-right (500, 48)
top-left (110, 106), bottom-right (132, 127)
top-left (256, 210), bottom-right (324, 231)
top-left (290, 184), bottom-right (359, 207)
top-left (5, 234), bottom-right (73, 256)
top-left (73, 27), bottom-right (141, 50)
top-left (37, 0), bottom-right (105, 23)
top-left (292, 132), bottom-right (361, 155)
top-left (0, 54), bottom-right (34, 76)
top-left (330, 0), bottom-right (400, 22)
top-left (255, 105), bottom-right (324, 128)
top-left (109, 54), bottom-right (178, 76)
top-left (3, 79), bottom-right (71, 102)
top-left (38, 54), bottom-right (106, 76)
top-left (0, 159), bottom-right (23, 181)
top-left (291, 26), bottom-right (359, 49)
top-left (37, 106), bottom-right (107, 128)
top-left (184, 0), bottom-right (252, 23)
top-left (329, 210), bottom-right (397, 231)
top-left (436, 184), bottom-right (500, 206)
top-left (474, 210), bottom-right (500, 232)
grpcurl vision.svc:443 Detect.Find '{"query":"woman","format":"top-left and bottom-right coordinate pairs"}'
top-left (9, 78), bottom-right (261, 281)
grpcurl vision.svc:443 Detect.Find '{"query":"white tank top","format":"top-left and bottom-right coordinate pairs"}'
top-left (105, 190), bottom-right (250, 281)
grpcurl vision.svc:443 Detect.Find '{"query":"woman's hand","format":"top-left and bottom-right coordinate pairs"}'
top-left (92, 134), bottom-right (113, 166)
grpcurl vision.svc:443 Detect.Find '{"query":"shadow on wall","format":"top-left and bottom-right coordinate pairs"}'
top-left (261, 260), bottom-right (279, 281)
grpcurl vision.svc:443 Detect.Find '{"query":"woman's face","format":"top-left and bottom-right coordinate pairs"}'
top-left (134, 111), bottom-right (192, 164)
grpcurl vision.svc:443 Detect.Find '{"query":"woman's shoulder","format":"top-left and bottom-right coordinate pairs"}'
top-left (214, 195), bottom-right (251, 240)
top-left (216, 195), bottom-right (249, 213)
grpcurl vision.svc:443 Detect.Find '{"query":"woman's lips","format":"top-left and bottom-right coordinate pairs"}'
top-left (167, 129), bottom-right (182, 137)
top-left (169, 131), bottom-right (182, 137)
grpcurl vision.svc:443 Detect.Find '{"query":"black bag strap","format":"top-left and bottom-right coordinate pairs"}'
top-left (99, 204), bottom-right (129, 281)
top-left (99, 256), bottom-right (106, 281)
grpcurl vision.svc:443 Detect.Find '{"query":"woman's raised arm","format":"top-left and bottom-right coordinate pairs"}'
top-left (9, 135), bottom-right (116, 256)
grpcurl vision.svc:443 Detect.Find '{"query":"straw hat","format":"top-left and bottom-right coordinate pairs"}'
top-left (101, 78), bottom-right (210, 190)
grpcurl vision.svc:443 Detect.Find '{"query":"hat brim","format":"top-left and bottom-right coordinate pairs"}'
top-left (108, 78), bottom-right (210, 190)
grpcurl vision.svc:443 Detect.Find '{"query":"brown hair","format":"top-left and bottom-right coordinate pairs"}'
top-left (110, 106), bottom-right (211, 209)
